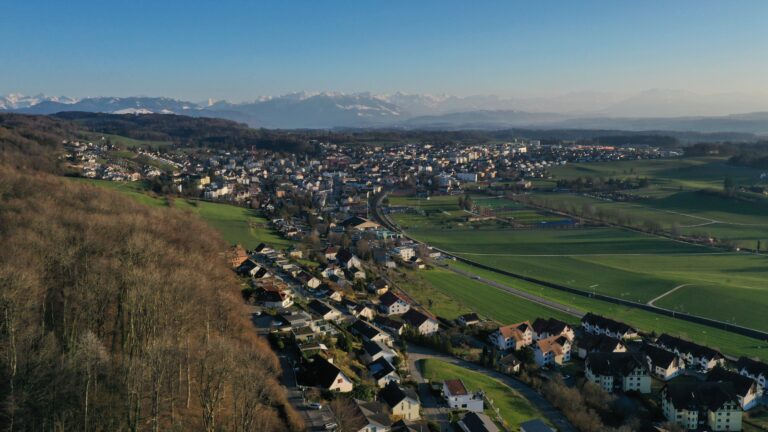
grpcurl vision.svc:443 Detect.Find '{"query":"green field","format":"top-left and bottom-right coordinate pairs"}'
top-left (83, 132), bottom-right (174, 150)
top-left (396, 267), bottom-right (576, 324)
top-left (446, 261), bottom-right (768, 360)
top-left (418, 358), bottom-right (545, 429)
top-left (390, 184), bottom-right (768, 332)
top-left (536, 157), bottom-right (768, 248)
top-left (546, 157), bottom-right (766, 190)
top-left (68, 178), bottom-right (292, 249)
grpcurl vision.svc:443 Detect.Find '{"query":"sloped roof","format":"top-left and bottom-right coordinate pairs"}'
top-left (664, 381), bottom-right (738, 412)
top-left (655, 333), bottom-right (723, 360)
top-left (497, 321), bottom-right (531, 341)
top-left (707, 367), bottom-right (756, 397)
top-left (736, 356), bottom-right (768, 377)
top-left (380, 382), bottom-right (419, 408)
top-left (643, 343), bottom-right (679, 368)
top-left (460, 412), bottom-right (500, 432)
top-left (586, 352), bottom-right (647, 377)
top-left (444, 379), bottom-right (468, 396)
top-left (581, 313), bottom-right (635, 335)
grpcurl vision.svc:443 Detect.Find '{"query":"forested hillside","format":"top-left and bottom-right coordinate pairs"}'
top-left (0, 166), bottom-right (302, 431)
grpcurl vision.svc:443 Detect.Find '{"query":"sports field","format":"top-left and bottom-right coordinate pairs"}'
top-left (68, 178), bottom-right (292, 249)
top-left (418, 358), bottom-right (545, 428)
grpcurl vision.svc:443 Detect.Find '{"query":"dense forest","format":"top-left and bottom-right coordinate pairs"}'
top-left (0, 147), bottom-right (301, 429)
top-left (0, 114), bottom-right (73, 172)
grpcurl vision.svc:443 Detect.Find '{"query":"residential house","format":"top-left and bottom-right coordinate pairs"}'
top-left (336, 248), bottom-right (363, 270)
top-left (349, 400), bottom-right (393, 432)
top-left (392, 246), bottom-right (416, 261)
top-left (361, 340), bottom-right (399, 365)
top-left (368, 278), bottom-right (390, 295)
top-left (308, 299), bottom-right (342, 322)
top-left (351, 319), bottom-right (393, 346)
top-left (340, 216), bottom-right (381, 231)
top-left (297, 271), bottom-right (321, 289)
top-left (257, 290), bottom-right (293, 309)
top-left (402, 309), bottom-right (439, 335)
top-left (585, 352), bottom-right (651, 394)
top-left (534, 335), bottom-right (572, 367)
top-left (661, 381), bottom-right (742, 431)
top-left (457, 313), bottom-right (481, 327)
top-left (575, 334), bottom-right (627, 359)
top-left (654, 334), bottom-right (725, 372)
top-left (374, 316), bottom-right (407, 336)
top-left (532, 318), bottom-right (574, 341)
top-left (351, 303), bottom-right (377, 320)
top-left (380, 382), bottom-right (421, 420)
top-left (643, 344), bottom-right (684, 381)
top-left (489, 322), bottom-right (533, 351)
top-left (369, 357), bottom-right (400, 388)
top-left (442, 379), bottom-right (484, 412)
top-left (304, 355), bottom-right (353, 393)
top-left (735, 357), bottom-right (768, 394)
top-left (323, 245), bottom-right (339, 261)
top-left (580, 313), bottom-right (638, 340)
top-left (707, 367), bottom-right (760, 411)
top-left (498, 353), bottom-right (521, 375)
top-left (379, 291), bottom-right (411, 315)
top-left (227, 244), bottom-right (249, 268)
top-left (458, 412), bottom-right (499, 432)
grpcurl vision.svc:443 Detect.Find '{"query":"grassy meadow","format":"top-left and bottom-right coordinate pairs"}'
top-left (67, 178), bottom-right (292, 249)
top-left (418, 358), bottom-right (545, 429)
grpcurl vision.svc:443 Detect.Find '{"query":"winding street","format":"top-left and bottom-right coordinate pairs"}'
top-left (407, 344), bottom-right (576, 432)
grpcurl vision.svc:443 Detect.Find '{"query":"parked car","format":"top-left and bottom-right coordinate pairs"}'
top-left (309, 402), bottom-right (323, 410)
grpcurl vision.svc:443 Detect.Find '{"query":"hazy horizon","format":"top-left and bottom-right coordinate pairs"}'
top-left (2, 1), bottom-right (768, 106)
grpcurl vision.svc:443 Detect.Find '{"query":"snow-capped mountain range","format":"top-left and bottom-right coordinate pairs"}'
top-left (3, 90), bottom-right (768, 133)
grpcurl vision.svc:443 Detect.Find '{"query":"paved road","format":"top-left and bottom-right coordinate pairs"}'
top-left (407, 344), bottom-right (576, 432)
top-left (406, 349), bottom-right (452, 432)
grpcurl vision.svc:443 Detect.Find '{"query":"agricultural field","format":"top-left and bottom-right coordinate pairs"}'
top-left (67, 178), bottom-right (292, 249)
top-left (393, 267), bottom-right (576, 324)
top-left (83, 132), bottom-right (174, 150)
top-left (545, 156), bottom-right (766, 191)
top-left (533, 156), bottom-right (768, 247)
top-left (388, 185), bottom-right (768, 332)
top-left (446, 261), bottom-right (768, 361)
top-left (418, 358), bottom-right (545, 428)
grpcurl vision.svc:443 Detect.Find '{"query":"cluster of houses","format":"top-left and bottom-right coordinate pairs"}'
top-left (483, 312), bottom-right (767, 431)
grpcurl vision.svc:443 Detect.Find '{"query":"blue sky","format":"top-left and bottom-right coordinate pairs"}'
top-left (1, 0), bottom-right (767, 101)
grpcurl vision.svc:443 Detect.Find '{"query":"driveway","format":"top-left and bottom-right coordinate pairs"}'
top-left (407, 344), bottom-right (576, 432)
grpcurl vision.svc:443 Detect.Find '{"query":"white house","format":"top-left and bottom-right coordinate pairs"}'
top-left (662, 381), bottom-right (743, 431)
top-left (644, 344), bottom-right (684, 381)
top-left (379, 291), bottom-right (410, 315)
top-left (534, 335), bottom-right (571, 367)
top-left (585, 352), bottom-right (651, 394)
top-left (580, 313), bottom-right (638, 340)
top-left (443, 379), bottom-right (484, 413)
top-left (488, 322), bottom-right (533, 351)
top-left (708, 367), bottom-right (760, 411)
top-left (654, 334), bottom-right (725, 372)
top-left (402, 309), bottom-right (439, 335)
top-left (308, 355), bottom-right (354, 393)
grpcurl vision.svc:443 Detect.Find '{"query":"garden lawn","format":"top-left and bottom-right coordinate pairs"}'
top-left (418, 358), bottom-right (545, 429)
